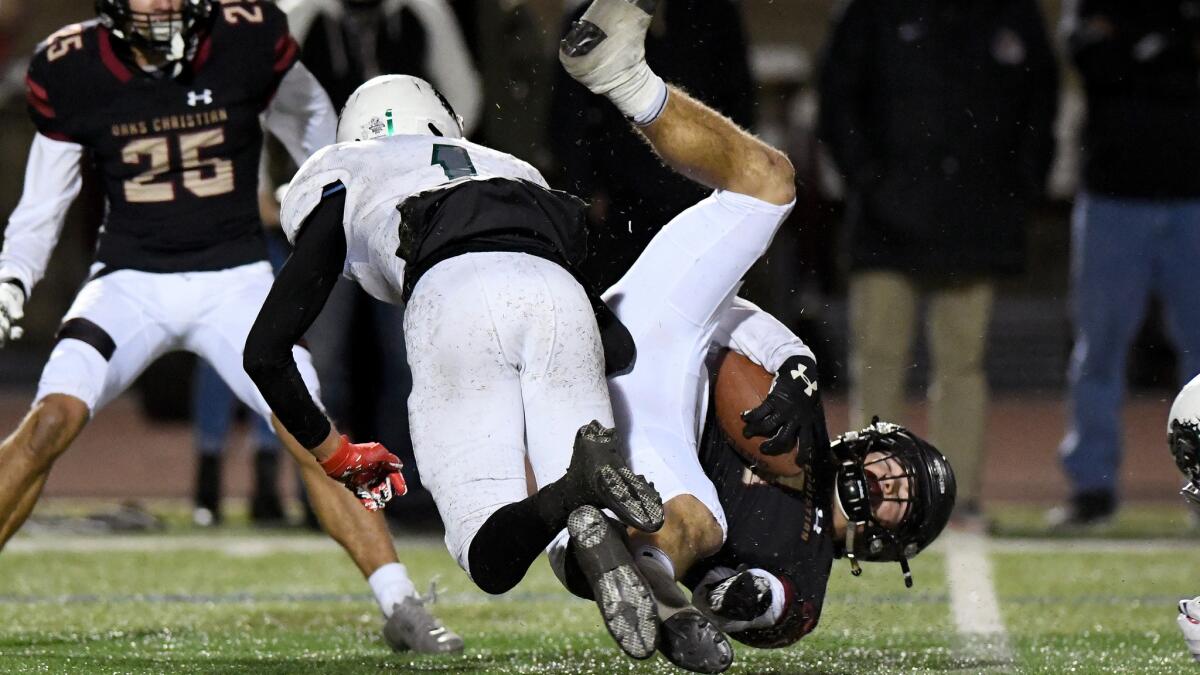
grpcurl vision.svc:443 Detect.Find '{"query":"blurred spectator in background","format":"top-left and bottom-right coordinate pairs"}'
top-left (548, 0), bottom-right (756, 289)
top-left (451, 0), bottom-right (554, 169)
top-left (0, 0), bottom-right (23, 81)
top-left (1051, 0), bottom-right (1200, 528)
top-left (190, 189), bottom-right (292, 527)
top-left (271, 0), bottom-right (481, 516)
top-left (818, 0), bottom-right (1058, 524)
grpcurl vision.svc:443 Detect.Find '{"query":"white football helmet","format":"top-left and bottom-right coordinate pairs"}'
top-left (1169, 374), bottom-right (1200, 508)
top-left (336, 75), bottom-right (464, 143)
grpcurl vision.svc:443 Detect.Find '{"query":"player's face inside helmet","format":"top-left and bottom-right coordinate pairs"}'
top-left (831, 421), bottom-right (956, 588)
top-left (129, 1), bottom-right (184, 43)
top-left (98, 0), bottom-right (211, 69)
top-left (862, 449), bottom-right (913, 529)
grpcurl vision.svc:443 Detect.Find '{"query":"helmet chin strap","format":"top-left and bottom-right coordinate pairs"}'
top-left (834, 482), bottom-right (864, 578)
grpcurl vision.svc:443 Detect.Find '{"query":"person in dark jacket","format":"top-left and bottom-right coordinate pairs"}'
top-left (818, 0), bottom-right (1059, 523)
top-left (548, 0), bottom-right (757, 289)
top-left (1050, 0), bottom-right (1200, 528)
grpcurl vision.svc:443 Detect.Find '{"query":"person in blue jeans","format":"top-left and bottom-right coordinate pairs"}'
top-left (1053, 0), bottom-right (1200, 527)
top-left (192, 232), bottom-right (292, 527)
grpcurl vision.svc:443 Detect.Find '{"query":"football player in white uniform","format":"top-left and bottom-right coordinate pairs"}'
top-left (246, 73), bottom-right (667, 659)
top-left (1167, 376), bottom-right (1200, 661)
top-left (244, 0), bottom-right (796, 663)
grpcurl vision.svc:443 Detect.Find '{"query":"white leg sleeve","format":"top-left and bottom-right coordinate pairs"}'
top-left (604, 190), bottom-right (794, 537)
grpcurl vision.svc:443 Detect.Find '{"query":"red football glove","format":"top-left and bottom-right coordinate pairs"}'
top-left (319, 436), bottom-right (407, 511)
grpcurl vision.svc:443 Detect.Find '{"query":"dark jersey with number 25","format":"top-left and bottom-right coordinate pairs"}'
top-left (25, 1), bottom-right (300, 273)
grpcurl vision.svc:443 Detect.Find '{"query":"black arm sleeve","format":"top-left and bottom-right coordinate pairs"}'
top-left (243, 185), bottom-right (347, 451)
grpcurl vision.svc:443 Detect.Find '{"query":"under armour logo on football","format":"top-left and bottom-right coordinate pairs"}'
top-left (790, 363), bottom-right (818, 397)
top-left (187, 89), bottom-right (214, 107)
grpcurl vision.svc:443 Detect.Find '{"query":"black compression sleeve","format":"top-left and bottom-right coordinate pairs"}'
top-left (244, 185), bottom-right (347, 450)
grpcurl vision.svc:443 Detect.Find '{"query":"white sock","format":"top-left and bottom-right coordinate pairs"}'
top-left (634, 544), bottom-right (676, 580)
top-left (368, 562), bottom-right (417, 617)
top-left (629, 75), bottom-right (668, 126)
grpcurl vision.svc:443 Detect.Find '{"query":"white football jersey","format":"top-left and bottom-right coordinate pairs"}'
top-left (280, 134), bottom-right (549, 304)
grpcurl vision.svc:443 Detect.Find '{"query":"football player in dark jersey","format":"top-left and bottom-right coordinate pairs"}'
top-left (547, 295), bottom-right (956, 663)
top-left (687, 416), bottom-right (956, 648)
top-left (0, 0), bottom-right (461, 655)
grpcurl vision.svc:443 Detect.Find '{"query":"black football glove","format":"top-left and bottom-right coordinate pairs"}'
top-left (706, 569), bottom-right (773, 623)
top-left (741, 355), bottom-right (821, 462)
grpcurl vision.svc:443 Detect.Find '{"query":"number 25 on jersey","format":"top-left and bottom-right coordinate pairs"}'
top-left (122, 129), bottom-right (234, 203)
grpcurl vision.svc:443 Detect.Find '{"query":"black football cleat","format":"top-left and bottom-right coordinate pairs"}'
top-left (193, 454), bottom-right (222, 527)
top-left (567, 420), bottom-right (664, 533)
top-left (250, 449), bottom-right (286, 526)
top-left (659, 611), bottom-right (734, 674)
top-left (635, 550), bottom-right (734, 673)
top-left (568, 505), bottom-right (658, 659)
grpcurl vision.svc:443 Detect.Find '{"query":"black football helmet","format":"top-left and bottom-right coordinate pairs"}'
top-left (831, 420), bottom-right (956, 588)
top-left (96, 0), bottom-right (212, 66)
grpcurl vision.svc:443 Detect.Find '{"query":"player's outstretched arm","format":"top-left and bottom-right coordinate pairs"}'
top-left (0, 133), bottom-right (85, 346)
top-left (243, 186), bottom-right (405, 510)
top-left (559, 0), bottom-right (794, 205)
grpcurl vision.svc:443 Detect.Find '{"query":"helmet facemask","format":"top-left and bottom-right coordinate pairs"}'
top-left (96, 0), bottom-right (212, 73)
top-left (832, 420), bottom-right (956, 588)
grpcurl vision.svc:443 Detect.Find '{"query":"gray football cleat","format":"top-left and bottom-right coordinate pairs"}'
top-left (635, 551), bottom-right (734, 673)
top-left (569, 505), bottom-right (659, 659)
top-left (565, 421), bottom-right (664, 533)
top-left (560, 0), bottom-right (659, 112)
top-left (382, 594), bottom-right (464, 654)
top-left (658, 611), bottom-right (734, 674)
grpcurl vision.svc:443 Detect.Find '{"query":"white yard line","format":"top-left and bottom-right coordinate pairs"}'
top-left (943, 530), bottom-right (1013, 669)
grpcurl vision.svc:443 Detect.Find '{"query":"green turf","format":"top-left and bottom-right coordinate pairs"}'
top-left (988, 503), bottom-right (1197, 539)
top-left (994, 550), bottom-right (1198, 674)
top-left (1, 503), bottom-right (1198, 673)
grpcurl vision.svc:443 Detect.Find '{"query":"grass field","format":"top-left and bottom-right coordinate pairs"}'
top-left (1, 503), bottom-right (1198, 674)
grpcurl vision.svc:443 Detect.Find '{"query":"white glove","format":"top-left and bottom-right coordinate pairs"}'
top-left (0, 281), bottom-right (25, 348)
top-left (1177, 597), bottom-right (1200, 662)
top-left (691, 566), bottom-right (780, 634)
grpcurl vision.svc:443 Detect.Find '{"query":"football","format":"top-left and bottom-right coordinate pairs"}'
top-left (712, 349), bottom-right (803, 477)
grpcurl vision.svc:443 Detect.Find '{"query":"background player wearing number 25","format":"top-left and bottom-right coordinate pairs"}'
top-left (0, 1), bottom-right (335, 551)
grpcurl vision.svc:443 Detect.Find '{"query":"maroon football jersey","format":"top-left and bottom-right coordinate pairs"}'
top-left (25, 0), bottom-right (299, 273)
top-left (686, 403), bottom-right (837, 648)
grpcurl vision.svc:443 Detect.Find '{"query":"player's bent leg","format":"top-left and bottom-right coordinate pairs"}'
top-left (0, 472), bottom-right (48, 544)
top-left (519, 258), bottom-right (662, 534)
top-left (630, 495), bottom-right (724, 578)
top-left (639, 88), bottom-right (795, 206)
top-left (0, 394), bottom-right (89, 549)
top-left (273, 417), bottom-right (397, 576)
top-left (631, 495), bottom-right (732, 673)
top-left (273, 417), bottom-right (463, 654)
top-left (562, 0), bottom-right (793, 204)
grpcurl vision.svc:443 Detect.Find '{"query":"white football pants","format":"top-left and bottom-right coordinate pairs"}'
top-left (604, 189), bottom-right (794, 538)
top-left (36, 261), bottom-right (321, 420)
top-left (404, 251), bottom-right (614, 572)
top-left (548, 189), bottom-right (792, 585)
